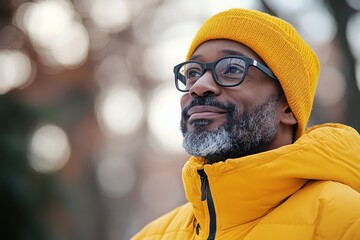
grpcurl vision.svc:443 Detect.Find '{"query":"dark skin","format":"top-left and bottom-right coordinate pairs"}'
top-left (180, 39), bottom-right (297, 154)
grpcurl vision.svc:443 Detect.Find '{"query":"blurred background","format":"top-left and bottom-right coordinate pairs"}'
top-left (0, 0), bottom-right (359, 239)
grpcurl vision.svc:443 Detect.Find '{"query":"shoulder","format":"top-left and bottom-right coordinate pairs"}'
top-left (300, 180), bottom-right (360, 217)
top-left (297, 180), bottom-right (360, 200)
top-left (285, 180), bottom-right (360, 222)
top-left (271, 181), bottom-right (360, 239)
top-left (131, 202), bottom-right (195, 240)
top-left (249, 181), bottom-right (360, 240)
top-left (304, 123), bottom-right (359, 143)
top-left (305, 181), bottom-right (360, 239)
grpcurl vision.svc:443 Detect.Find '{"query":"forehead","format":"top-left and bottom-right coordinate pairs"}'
top-left (190, 39), bottom-right (265, 64)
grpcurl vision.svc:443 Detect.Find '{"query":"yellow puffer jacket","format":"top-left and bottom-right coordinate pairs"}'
top-left (132, 123), bottom-right (360, 240)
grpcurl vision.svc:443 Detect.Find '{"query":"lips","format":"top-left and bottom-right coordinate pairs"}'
top-left (187, 105), bottom-right (227, 121)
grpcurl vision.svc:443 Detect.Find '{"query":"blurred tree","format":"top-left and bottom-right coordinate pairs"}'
top-left (0, 94), bottom-right (59, 240)
top-left (0, 3), bottom-right (62, 240)
top-left (328, 0), bottom-right (360, 131)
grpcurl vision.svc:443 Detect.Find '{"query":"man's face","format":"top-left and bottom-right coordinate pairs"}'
top-left (180, 40), bottom-right (285, 163)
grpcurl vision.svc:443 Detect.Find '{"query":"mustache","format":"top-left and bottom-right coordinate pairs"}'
top-left (182, 97), bottom-right (234, 118)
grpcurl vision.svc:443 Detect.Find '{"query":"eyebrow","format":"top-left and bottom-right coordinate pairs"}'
top-left (189, 49), bottom-right (247, 61)
top-left (221, 49), bottom-right (247, 56)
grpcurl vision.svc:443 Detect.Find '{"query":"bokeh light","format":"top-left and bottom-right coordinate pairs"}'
top-left (0, 49), bottom-right (34, 94)
top-left (296, 7), bottom-right (337, 45)
top-left (51, 22), bottom-right (89, 68)
top-left (96, 86), bottom-right (144, 137)
top-left (209, 0), bottom-right (262, 14)
top-left (29, 124), bottom-right (71, 173)
top-left (315, 67), bottom-right (346, 107)
top-left (21, 0), bottom-right (75, 46)
top-left (147, 84), bottom-right (183, 152)
top-left (12, 2), bottom-right (32, 30)
top-left (346, 12), bottom-right (360, 60)
top-left (132, 0), bottom-right (206, 45)
top-left (97, 156), bottom-right (136, 198)
top-left (89, 0), bottom-right (131, 33)
top-left (346, 0), bottom-right (360, 10)
top-left (13, 0), bottom-right (89, 69)
top-left (143, 22), bottom-right (198, 81)
top-left (0, 25), bottom-right (26, 49)
top-left (85, 22), bottom-right (110, 51)
top-left (356, 62), bottom-right (360, 92)
top-left (264, 0), bottom-right (315, 15)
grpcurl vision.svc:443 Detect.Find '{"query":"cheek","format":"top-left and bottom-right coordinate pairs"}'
top-left (224, 88), bottom-right (250, 109)
top-left (231, 85), bottom-right (274, 108)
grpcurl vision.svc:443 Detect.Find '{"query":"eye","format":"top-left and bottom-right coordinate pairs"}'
top-left (216, 58), bottom-right (246, 79)
top-left (186, 68), bottom-right (202, 79)
top-left (223, 65), bottom-right (244, 75)
top-left (220, 64), bottom-right (245, 78)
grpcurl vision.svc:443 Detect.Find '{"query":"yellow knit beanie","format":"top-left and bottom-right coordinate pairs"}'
top-left (186, 8), bottom-right (320, 140)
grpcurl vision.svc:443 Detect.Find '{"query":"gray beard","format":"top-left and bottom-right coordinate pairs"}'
top-left (181, 96), bottom-right (280, 164)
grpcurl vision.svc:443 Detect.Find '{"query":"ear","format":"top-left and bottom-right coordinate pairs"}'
top-left (278, 102), bottom-right (297, 126)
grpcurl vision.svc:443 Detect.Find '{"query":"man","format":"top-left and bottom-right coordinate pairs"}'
top-left (132, 8), bottom-right (360, 240)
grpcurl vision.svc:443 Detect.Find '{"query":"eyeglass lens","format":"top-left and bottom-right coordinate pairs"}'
top-left (176, 57), bottom-right (247, 91)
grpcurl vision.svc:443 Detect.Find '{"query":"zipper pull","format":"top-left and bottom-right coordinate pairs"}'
top-left (198, 169), bottom-right (207, 201)
top-left (196, 223), bottom-right (200, 235)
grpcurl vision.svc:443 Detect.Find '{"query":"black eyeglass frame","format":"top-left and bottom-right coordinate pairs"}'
top-left (173, 55), bottom-right (278, 92)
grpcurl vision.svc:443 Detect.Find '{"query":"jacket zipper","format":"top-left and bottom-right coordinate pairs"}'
top-left (198, 169), bottom-right (216, 240)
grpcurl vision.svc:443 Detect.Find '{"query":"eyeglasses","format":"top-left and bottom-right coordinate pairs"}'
top-left (173, 55), bottom-right (277, 92)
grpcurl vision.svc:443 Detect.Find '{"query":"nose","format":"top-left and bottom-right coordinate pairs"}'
top-left (188, 70), bottom-right (221, 97)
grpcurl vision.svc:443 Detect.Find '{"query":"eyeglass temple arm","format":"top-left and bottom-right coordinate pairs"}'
top-left (177, 73), bottom-right (187, 85)
top-left (174, 66), bottom-right (187, 85)
top-left (253, 60), bottom-right (277, 80)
